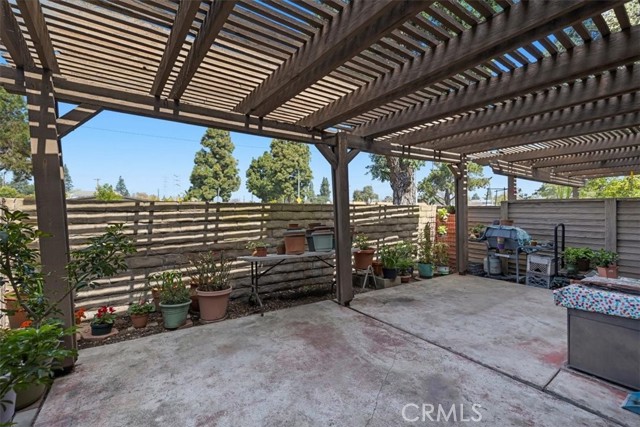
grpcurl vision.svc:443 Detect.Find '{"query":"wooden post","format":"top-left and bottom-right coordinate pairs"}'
top-left (507, 175), bottom-right (517, 201)
top-left (455, 161), bottom-right (469, 274)
top-left (604, 199), bottom-right (617, 253)
top-left (331, 134), bottom-right (354, 305)
top-left (572, 187), bottom-right (580, 199)
top-left (27, 73), bottom-right (75, 362)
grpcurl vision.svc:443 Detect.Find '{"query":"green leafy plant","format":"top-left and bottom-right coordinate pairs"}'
top-left (446, 205), bottom-right (456, 214)
top-left (150, 271), bottom-right (190, 305)
top-left (188, 251), bottom-right (232, 292)
top-left (245, 240), bottom-right (269, 250)
top-left (436, 225), bottom-right (448, 236)
top-left (379, 245), bottom-right (400, 269)
top-left (437, 207), bottom-right (449, 223)
top-left (469, 224), bottom-right (485, 237)
top-left (563, 247), bottom-right (594, 265)
top-left (417, 223), bottom-right (433, 265)
top-left (591, 249), bottom-right (619, 268)
top-left (432, 242), bottom-right (449, 266)
top-left (129, 301), bottom-right (154, 315)
top-left (352, 234), bottom-right (373, 250)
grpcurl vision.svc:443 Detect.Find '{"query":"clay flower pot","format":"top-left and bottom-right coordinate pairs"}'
top-left (253, 246), bottom-right (268, 257)
top-left (284, 230), bottom-right (305, 254)
top-left (597, 265), bottom-right (618, 279)
top-left (353, 249), bottom-right (375, 270)
top-left (196, 287), bottom-right (232, 322)
top-left (130, 313), bottom-right (149, 329)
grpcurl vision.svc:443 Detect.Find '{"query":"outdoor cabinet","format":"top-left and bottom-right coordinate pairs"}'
top-left (567, 308), bottom-right (640, 389)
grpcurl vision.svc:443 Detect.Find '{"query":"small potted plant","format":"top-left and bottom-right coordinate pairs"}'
top-left (417, 223), bottom-right (434, 279)
top-left (436, 225), bottom-right (448, 238)
top-left (469, 224), bottom-right (485, 239)
top-left (379, 244), bottom-right (399, 280)
top-left (191, 251), bottom-right (233, 322)
top-left (74, 308), bottom-right (87, 325)
top-left (128, 300), bottom-right (154, 328)
top-left (437, 207), bottom-right (449, 223)
top-left (353, 234), bottom-right (375, 270)
top-left (433, 242), bottom-right (450, 275)
top-left (90, 306), bottom-right (116, 336)
top-left (245, 241), bottom-right (269, 257)
top-left (152, 271), bottom-right (191, 329)
top-left (564, 247), bottom-right (594, 275)
top-left (591, 249), bottom-right (619, 279)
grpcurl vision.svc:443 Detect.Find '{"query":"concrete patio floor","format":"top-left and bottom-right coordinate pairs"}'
top-left (36, 275), bottom-right (637, 426)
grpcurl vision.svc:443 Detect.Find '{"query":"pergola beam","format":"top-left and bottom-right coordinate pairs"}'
top-left (15, 0), bottom-right (59, 72)
top-left (476, 132), bottom-right (640, 164)
top-left (388, 65), bottom-right (640, 146)
top-left (299, 0), bottom-right (623, 129)
top-left (567, 165), bottom-right (639, 178)
top-left (57, 104), bottom-right (102, 138)
top-left (359, 23), bottom-right (640, 139)
top-left (455, 112), bottom-right (640, 154)
top-left (490, 160), bottom-right (584, 187)
top-left (234, 0), bottom-right (430, 117)
top-left (530, 145), bottom-right (640, 169)
top-left (425, 92), bottom-right (640, 151)
top-left (0, 0), bottom-right (35, 68)
top-left (547, 156), bottom-right (640, 173)
top-left (168, 0), bottom-right (236, 100)
top-left (150, 0), bottom-right (201, 96)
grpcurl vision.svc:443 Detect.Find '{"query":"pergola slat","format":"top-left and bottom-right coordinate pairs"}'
top-left (359, 25), bottom-right (640, 139)
top-left (535, 149), bottom-right (640, 170)
top-left (298, 0), bottom-right (623, 129)
top-left (168, 0), bottom-right (237, 100)
top-left (489, 160), bottom-right (584, 187)
top-left (0, 0), bottom-right (35, 68)
top-left (568, 165), bottom-right (639, 177)
top-left (16, 0), bottom-right (59, 72)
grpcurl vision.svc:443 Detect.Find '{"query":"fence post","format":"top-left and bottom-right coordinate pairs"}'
top-left (604, 199), bottom-right (617, 252)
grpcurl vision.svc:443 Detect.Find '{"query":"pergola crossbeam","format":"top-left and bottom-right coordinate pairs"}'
top-left (547, 156), bottom-right (640, 173)
top-left (234, 0), bottom-right (430, 117)
top-left (489, 160), bottom-right (584, 187)
top-left (57, 104), bottom-right (102, 138)
top-left (0, 0), bottom-right (35, 68)
top-left (299, 0), bottom-right (623, 130)
top-left (530, 145), bottom-right (640, 169)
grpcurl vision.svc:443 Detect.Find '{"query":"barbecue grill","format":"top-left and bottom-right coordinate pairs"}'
top-left (478, 225), bottom-right (532, 282)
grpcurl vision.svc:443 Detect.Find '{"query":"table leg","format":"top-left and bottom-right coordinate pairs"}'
top-left (250, 262), bottom-right (264, 316)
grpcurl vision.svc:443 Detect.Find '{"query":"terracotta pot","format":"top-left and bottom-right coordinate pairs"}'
top-left (372, 260), bottom-right (383, 277)
top-left (4, 297), bottom-right (27, 329)
top-left (400, 275), bottom-right (411, 283)
top-left (597, 265), bottom-right (618, 279)
top-left (353, 249), bottom-right (375, 270)
top-left (151, 289), bottom-right (161, 311)
top-left (288, 223), bottom-right (299, 229)
top-left (130, 313), bottom-right (149, 329)
top-left (196, 287), bottom-right (232, 322)
top-left (253, 247), bottom-right (268, 257)
top-left (276, 241), bottom-right (286, 255)
top-left (284, 230), bottom-right (305, 254)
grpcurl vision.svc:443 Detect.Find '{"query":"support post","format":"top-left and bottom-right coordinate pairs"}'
top-left (455, 160), bottom-right (469, 275)
top-left (27, 73), bottom-right (75, 362)
top-left (572, 187), bottom-right (580, 199)
top-left (507, 175), bottom-right (517, 201)
top-left (331, 133), bottom-right (354, 305)
top-left (604, 199), bottom-right (617, 253)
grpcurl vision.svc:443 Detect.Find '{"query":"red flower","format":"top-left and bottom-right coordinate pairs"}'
top-left (20, 320), bottom-right (32, 328)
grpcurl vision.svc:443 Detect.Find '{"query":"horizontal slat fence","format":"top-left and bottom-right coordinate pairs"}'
top-left (468, 206), bottom-right (501, 265)
top-left (3, 199), bottom-right (436, 311)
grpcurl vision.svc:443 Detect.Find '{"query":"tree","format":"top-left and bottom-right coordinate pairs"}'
top-left (115, 175), bottom-right (129, 197)
top-left (0, 87), bottom-right (30, 183)
top-left (187, 129), bottom-right (240, 202)
top-left (94, 184), bottom-right (122, 201)
top-left (317, 177), bottom-right (331, 203)
top-left (418, 162), bottom-right (490, 205)
top-left (353, 185), bottom-right (379, 205)
top-left (304, 181), bottom-right (316, 203)
top-left (246, 139), bottom-right (313, 203)
top-left (471, 193), bottom-right (480, 200)
top-left (63, 164), bottom-right (73, 193)
top-left (532, 184), bottom-right (573, 199)
top-left (367, 155), bottom-right (424, 205)
top-left (579, 176), bottom-right (640, 198)
top-left (7, 178), bottom-right (34, 196)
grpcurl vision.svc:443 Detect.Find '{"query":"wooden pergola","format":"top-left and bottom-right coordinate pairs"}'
top-left (1, 1), bottom-right (639, 355)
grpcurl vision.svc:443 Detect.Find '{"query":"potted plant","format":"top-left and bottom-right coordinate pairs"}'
top-left (0, 207), bottom-right (135, 412)
top-left (417, 223), bottom-right (434, 279)
top-left (436, 225), bottom-right (448, 238)
top-left (564, 247), bottom-right (594, 275)
top-left (74, 308), bottom-right (87, 325)
top-left (246, 241), bottom-right (269, 257)
top-left (469, 224), bottom-right (485, 239)
top-left (379, 244), bottom-right (399, 280)
top-left (90, 306), bottom-right (116, 336)
top-left (152, 271), bottom-right (191, 329)
top-left (397, 257), bottom-right (414, 283)
top-left (433, 242), bottom-right (450, 275)
top-left (591, 249), bottom-right (619, 279)
top-left (353, 234), bottom-right (375, 270)
top-left (437, 207), bottom-right (449, 223)
top-left (191, 251), bottom-right (233, 322)
top-left (128, 301), bottom-right (154, 328)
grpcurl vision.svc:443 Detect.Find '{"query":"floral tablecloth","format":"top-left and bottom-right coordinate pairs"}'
top-left (553, 284), bottom-right (640, 320)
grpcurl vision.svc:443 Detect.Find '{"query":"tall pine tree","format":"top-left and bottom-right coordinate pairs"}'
top-left (187, 129), bottom-right (240, 202)
top-left (115, 175), bottom-right (129, 197)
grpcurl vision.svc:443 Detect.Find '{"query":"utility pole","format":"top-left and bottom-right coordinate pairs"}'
top-left (94, 178), bottom-right (100, 188)
top-left (297, 168), bottom-right (300, 201)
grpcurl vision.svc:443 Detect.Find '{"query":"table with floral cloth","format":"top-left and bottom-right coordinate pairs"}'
top-left (553, 284), bottom-right (640, 320)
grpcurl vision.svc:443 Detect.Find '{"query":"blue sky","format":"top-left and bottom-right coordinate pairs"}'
top-left (59, 103), bottom-right (541, 201)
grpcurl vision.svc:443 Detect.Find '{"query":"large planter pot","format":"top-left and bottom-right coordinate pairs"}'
top-left (372, 260), bottom-right (383, 277)
top-left (311, 231), bottom-right (334, 252)
top-left (597, 265), bottom-right (618, 279)
top-left (15, 382), bottom-right (46, 410)
top-left (130, 314), bottom-right (149, 329)
top-left (354, 249), bottom-right (375, 270)
top-left (382, 267), bottom-right (398, 280)
top-left (417, 263), bottom-right (434, 278)
top-left (196, 287), bottom-right (232, 322)
top-left (0, 377), bottom-right (16, 424)
top-left (284, 230), bottom-right (306, 254)
top-left (159, 301), bottom-right (190, 329)
top-left (90, 323), bottom-right (114, 336)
